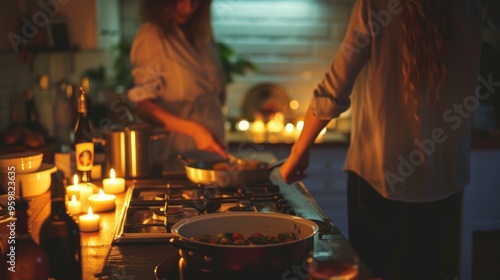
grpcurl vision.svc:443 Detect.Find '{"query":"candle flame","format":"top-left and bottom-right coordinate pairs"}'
top-left (296, 120), bottom-right (304, 131)
top-left (110, 168), bottom-right (116, 180)
top-left (88, 206), bottom-right (93, 215)
top-left (73, 174), bottom-right (78, 186)
top-left (71, 195), bottom-right (77, 202)
top-left (99, 189), bottom-right (105, 196)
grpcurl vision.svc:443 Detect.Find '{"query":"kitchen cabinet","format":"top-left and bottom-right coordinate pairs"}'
top-left (461, 149), bottom-right (500, 279)
top-left (57, 0), bottom-right (120, 50)
top-left (300, 147), bottom-right (349, 236)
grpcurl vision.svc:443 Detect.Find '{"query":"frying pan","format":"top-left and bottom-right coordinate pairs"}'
top-left (178, 155), bottom-right (285, 187)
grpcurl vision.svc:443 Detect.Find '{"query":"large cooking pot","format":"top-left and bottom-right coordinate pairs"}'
top-left (178, 156), bottom-right (285, 187)
top-left (103, 124), bottom-right (167, 178)
top-left (169, 212), bottom-right (318, 274)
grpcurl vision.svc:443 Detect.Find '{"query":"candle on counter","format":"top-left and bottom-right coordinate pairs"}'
top-left (103, 168), bottom-right (125, 194)
top-left (88, 189), bottom-right (116, 212)
top-left (66, 174), bottom-right (83, 199)
top-left (78, 206), bottom-right (100, 232)
top-left (67, 195), bottom-right (81, 215)
top-left (79, 183), bottom-right (93, 211)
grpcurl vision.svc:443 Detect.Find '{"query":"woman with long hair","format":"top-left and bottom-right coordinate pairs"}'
top-left (280, 0), bottom-right (482, 279)
top-left (128, 0), bottom-right (227, 162)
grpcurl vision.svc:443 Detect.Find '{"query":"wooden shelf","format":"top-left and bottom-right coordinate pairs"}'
top-left (27, 45), bottom-right (80, 53)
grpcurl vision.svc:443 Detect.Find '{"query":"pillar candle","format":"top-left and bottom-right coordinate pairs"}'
top-left (66, 174), bottom-right (83, 199)
top-left (79, 183), bottom-right (93, 211)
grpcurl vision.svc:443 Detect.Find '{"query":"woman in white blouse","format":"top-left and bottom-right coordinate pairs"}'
top-left (280, 0), bottom-right (482, 279)
top-left (128, 0), bottom-right (227, 162)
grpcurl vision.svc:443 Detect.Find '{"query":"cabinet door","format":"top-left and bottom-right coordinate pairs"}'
top-left (96, 0), bottom-right (120, 49)
top-left (302, 147), bottom-right (349, 236)
top-left (470, 150), bottom-right (500, 229)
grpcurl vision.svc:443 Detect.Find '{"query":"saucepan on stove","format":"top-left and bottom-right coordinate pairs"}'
top-left (101, 124), bottom-right (168, 179)
top-left (169, 212), bottom-right (318, 274)
top-left (178, 155), bottom-right (285, 187)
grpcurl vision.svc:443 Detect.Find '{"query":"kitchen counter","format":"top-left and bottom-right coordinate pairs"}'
top-left (0, 155), bottom-right (375, 280)
top-left (227, 130), bottom-right (500, 150)
top-left (97, 170), bottom-right (374, 280)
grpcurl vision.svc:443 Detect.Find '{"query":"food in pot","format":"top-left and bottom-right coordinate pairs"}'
top-left (190, 231), bottom-right (298, 245)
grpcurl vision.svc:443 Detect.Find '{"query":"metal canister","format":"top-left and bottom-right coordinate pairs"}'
top-left (104, 124), bottom-right (166, 178)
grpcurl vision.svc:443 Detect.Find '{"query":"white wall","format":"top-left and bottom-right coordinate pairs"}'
top-left (120, 0), bottom-right (354, 119)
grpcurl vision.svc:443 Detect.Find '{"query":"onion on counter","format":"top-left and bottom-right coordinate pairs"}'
top-left (24, 132), bottom-right (45, 148)
top-left (1, 129), bottom-right (23, 145)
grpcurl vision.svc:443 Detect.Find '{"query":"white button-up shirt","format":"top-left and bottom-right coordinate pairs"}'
top-left (310, 0), bottom-right (482, 202)
top-left (128, 23), bottom-right (225, 162)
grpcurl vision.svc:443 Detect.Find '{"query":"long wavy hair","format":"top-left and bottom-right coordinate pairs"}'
top-left (400, 0), bottom-right (453, 109)
top-left (140, 0), bottom-right (213, 47)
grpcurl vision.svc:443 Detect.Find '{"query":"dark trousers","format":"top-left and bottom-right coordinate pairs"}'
top-left (347, 172), bottom-right (462, 280)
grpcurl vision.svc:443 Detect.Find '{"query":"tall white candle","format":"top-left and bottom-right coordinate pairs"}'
top-left (79, 183), bottom-right (93, 210)
top-left (66, 174), bottom-right (83, 199)
top-left (103, 168), bottom-right (125, 194)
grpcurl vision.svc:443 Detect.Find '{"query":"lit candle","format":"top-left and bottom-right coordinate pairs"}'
top-left (103, 168), bottom-right (125, 194)
top-left (78, 206), bottom-right (100, 232)
top-left (66, 174), bottom-right (83, 199)
top-left (79, 183), bottom-right (93, 211)
top-left (88, 189), bottom-right (116, 212)
top-left (67, 195), bottom-right (81, 215)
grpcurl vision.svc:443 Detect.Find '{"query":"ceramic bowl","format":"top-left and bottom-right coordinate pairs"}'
top-left (0, 152), bottom-right (43, 174)
top-left (0, 163), bottom-right (57, 197)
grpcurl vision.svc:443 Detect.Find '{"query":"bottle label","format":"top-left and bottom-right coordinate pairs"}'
top-left (75, 142), bottom-right (94, 171)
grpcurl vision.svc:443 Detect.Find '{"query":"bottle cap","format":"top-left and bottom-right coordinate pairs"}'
top-left (78, 87), bottom-right (87, 113)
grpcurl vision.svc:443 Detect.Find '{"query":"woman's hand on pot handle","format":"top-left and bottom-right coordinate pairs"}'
top-left (279, 148), bottom-right (310, 184)
top-left (280, 108), bottom-right (330, 184)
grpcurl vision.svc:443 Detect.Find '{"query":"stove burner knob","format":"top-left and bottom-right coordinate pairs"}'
top-left (277, 198), bottom-right (288, 205)
top-left (276, 199), bottom-right (288, 210)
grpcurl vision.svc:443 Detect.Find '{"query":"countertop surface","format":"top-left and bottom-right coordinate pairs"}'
top-left (98, 170), bottom-right (374, 280)
top-left (227, 130), bottom-right (500, 150)
top-left (0, 153), bottom-right (375, 280)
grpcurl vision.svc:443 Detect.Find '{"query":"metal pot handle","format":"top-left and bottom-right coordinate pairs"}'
top-left (265, 158), bottom-right (287, 170)
top-left (150, 131), bottom-right (169, 141)
top-left (177, 155), bottom-right (197, 165)
top-left (169, 237), bottom-right (210, 254)
top-left (93, 137), bottom-right (106, 146)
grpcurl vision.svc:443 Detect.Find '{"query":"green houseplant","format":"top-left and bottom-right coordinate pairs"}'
top-left (216, 41), bottom-right (257, 84)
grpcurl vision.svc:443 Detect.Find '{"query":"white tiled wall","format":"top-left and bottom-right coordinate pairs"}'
top-left (210, 0), bottom-right (353, 118)
top-left (120, 0), bottom-right (354, 119)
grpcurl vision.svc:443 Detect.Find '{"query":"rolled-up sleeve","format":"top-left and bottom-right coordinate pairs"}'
top-left (127, 24), bottom-right (166, 103)
top-left (310, 0), bottom-right (372, 120)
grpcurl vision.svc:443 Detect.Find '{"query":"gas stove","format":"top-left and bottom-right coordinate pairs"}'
top-left (112, 180), bottom-right (296, 244)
